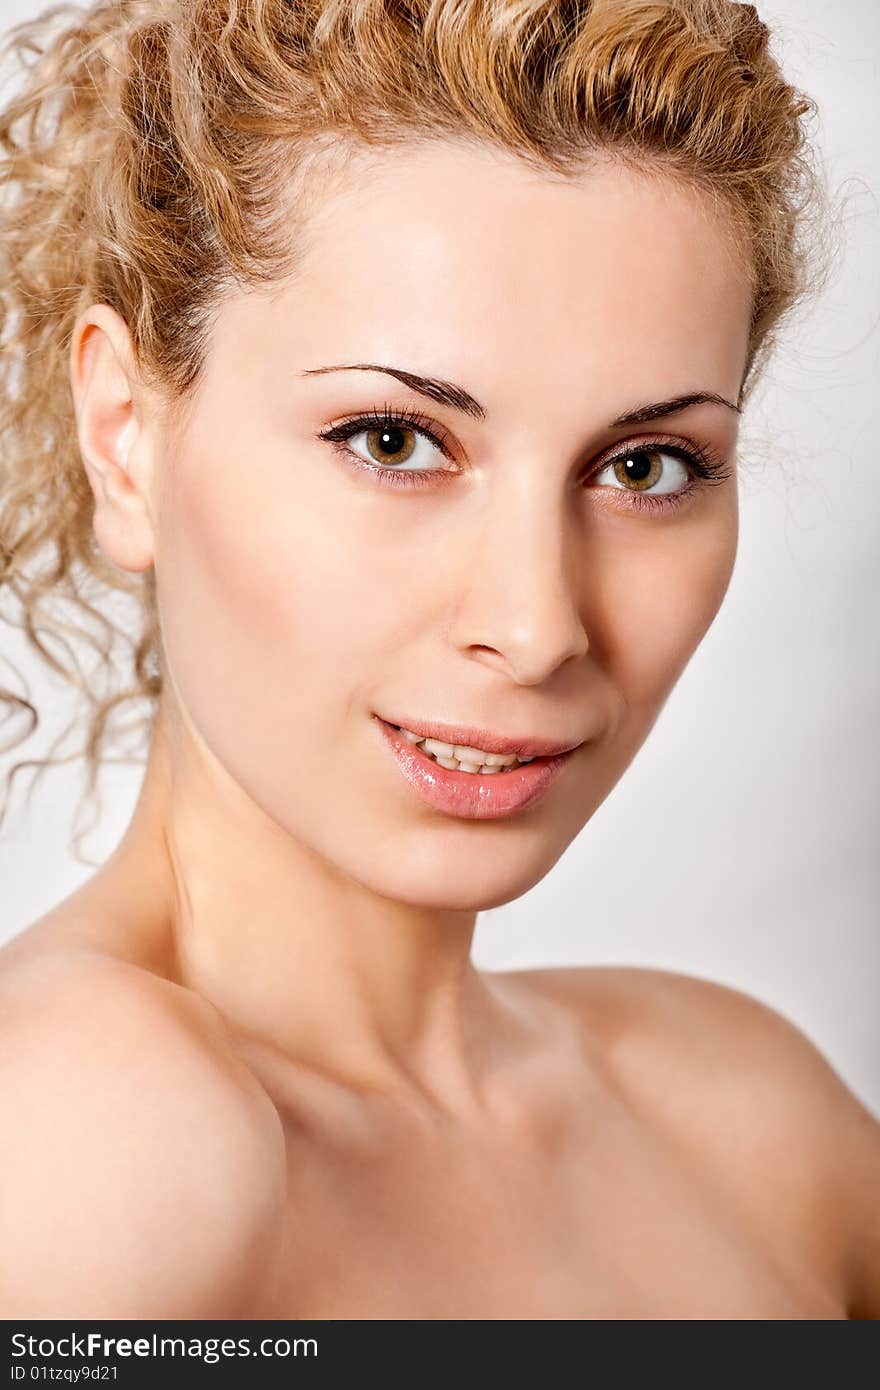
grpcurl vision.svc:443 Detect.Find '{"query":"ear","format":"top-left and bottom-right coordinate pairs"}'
top-left (69, 304), bottom-right (157, 573)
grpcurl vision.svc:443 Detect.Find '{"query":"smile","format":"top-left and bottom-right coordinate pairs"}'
top-left (395, 726), bottom-right (536, 774)
top-left (374, 717), bottom-right (579, 821)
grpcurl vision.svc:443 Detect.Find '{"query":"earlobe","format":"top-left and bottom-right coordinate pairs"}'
top-left (70, 305), bottom-right (156, 574)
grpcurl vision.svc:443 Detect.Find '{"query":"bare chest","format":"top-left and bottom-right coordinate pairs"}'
top-left (257, 1114), bottom-right (845, 1320)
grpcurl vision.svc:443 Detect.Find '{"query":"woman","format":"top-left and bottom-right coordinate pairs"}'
top-left (0, 0), bottom-right (877, 1319)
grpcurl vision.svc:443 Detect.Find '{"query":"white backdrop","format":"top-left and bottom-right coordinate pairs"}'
top-left (1, 0), bottom-right (878, 1116)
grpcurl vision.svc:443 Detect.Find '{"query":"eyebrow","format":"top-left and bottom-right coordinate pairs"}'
top-left (300, 364), bottom-right (741, 428)
top-left (300, 363), bottom-right (485, 419)
top-left (609, 392), bottom-right (742, 427)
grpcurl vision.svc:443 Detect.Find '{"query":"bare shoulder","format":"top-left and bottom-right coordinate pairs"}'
top-left (0, 948), bottom-right (287, 1318)
top-left (517, 964), bottom-right (880, 1319)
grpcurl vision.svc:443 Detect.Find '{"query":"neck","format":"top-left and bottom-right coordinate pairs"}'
top-left (104, 692), bottom-right (514, 1113)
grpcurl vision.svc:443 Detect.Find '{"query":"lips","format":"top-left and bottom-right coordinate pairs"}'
top-left (377, 714), bottom-right (583, 760)
top-left (374, 717), bottom-right (578, 820)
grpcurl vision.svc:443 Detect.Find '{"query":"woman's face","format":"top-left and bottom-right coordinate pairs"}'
top-left (150, 142), bottom-right (749, 909)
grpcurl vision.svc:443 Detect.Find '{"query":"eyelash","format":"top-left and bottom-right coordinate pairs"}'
top-left (315, 403), bottom-right (733, 514)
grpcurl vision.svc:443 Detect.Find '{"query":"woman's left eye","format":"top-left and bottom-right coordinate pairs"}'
top-left (593, 447), bottom-right (691, 496)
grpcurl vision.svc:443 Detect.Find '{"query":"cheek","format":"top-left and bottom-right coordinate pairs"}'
top-left (153, 437), bottom-right (411, 737)
top-left (598, 499), bottom-right (739, 713)
top-left (155, 451), bottom-right (345, 719)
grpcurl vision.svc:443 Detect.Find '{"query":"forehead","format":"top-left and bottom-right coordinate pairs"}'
top-left (245, 141), bottom-right (753, 405)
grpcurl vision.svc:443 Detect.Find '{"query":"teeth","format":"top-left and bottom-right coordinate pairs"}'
top-left (454, 744), bottom-right (518, 767)
top-left (398, 726), bottom-right (536, 774)
top-left (421, 737), bottom-right (458, 759)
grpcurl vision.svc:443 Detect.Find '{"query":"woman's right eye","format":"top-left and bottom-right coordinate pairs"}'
top-left (340, 422), bottom-right (448, 472)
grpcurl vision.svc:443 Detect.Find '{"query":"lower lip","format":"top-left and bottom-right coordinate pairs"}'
top-left (374, 717), bottom-right (576, 821)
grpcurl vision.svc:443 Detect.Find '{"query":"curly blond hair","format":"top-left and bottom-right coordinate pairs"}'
top-left (0, 0), bottom-right (823, 857)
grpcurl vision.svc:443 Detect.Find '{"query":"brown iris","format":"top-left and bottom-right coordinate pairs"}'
top-left (365, 425), bottom-right (417, 466)
top-left (612, 449), bottom-right (663, 491)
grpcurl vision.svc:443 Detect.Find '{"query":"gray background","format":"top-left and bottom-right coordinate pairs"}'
top-left (1, 0), bottom-right (878, 1115)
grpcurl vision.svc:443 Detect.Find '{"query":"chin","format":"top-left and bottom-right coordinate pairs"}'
top-left (343, 840), bottom-right (564, 912)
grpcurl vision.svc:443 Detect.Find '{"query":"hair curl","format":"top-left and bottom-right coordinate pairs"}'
top-left (0, 0), bottom-right (824, 858)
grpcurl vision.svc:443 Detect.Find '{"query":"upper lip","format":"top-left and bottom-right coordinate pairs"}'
top-left (377, 714), bottom-right (584, 759)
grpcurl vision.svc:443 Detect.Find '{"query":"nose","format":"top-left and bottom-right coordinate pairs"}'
top-left (446, 477), bottom-right (591, 687)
